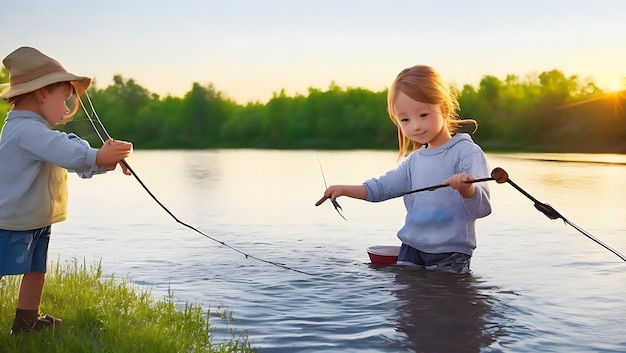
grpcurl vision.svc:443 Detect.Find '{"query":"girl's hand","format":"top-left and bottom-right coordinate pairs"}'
top-left (316, 185), bottom-right (367, 206)
top-left (444, 173), bottom-right (476, 198)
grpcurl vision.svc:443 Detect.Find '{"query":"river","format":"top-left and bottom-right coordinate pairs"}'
top-left (50, 150), bottom-right (626, 352)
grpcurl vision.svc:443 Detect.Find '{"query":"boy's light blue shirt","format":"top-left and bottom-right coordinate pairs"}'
top-left (363, 133), bottom-right (492, 255)
top-left (0, 110), bottom-right (106, 230)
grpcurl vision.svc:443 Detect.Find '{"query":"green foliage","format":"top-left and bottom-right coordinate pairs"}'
top-left (0, 67), bottom-right (10, 118)
top-left (3, 66), bottom-right (626, 152)
top-left (0, 100), bottom-right (8, 118)
top-left (456, 72), bottom-right (626, 152)
top-left (220, 84), bottom-right (392, 149)
top-left (0, 260), bottom-right (255, 353)
top-left (0, 67), bottom-right (7, 83)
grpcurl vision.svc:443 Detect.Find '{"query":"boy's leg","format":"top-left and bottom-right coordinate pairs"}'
top-left (12, 272), bottom-right (48, 334)
top-left (16, 226), bottom-right (49, 311)
top-left (17, 272), bottom-right (45, 310)
top-left (1, 226), bottom-right (61, 334)
top-left (12, 272), bottom-right (62, 334)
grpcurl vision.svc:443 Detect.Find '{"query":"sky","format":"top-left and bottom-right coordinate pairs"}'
top-left (2, 0), bottom-right (626, 104)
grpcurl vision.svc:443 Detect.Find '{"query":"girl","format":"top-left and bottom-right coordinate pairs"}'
top-left (0, 47), bottom-right (133, 333)
top-left (317, 65), bottom-right (491, 274)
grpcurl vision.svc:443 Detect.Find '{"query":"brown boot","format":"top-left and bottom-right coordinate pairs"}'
top-left (10, 308), bottom-right (62, 334)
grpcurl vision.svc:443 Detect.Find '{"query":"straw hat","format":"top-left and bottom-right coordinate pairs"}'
top-left (0, 46), bottom-right (91, 99)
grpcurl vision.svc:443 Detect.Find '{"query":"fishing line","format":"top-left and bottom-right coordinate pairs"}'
top-left (497, 169), bottom-right (626, 262)
top-left (76, 92), bottom-right (314, 275)
top-left (402, 167), bottom-right (625, 262)
top-left (315, 150), bottom-right (346, 220)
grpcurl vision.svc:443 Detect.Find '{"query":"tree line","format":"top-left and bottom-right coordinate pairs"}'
top-left (1, 68), bottom-right (625, 152)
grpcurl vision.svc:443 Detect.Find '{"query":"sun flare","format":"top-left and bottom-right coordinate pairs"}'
top-left (607, 80), bottom-right (624, 93)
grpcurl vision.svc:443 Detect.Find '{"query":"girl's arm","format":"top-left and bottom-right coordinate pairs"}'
top-left (452, 146), bottom-right (492, 218)
top-left (317, 155), bottom-right (411, 206)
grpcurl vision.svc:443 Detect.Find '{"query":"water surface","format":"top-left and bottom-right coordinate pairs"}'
top-left (51, 150), bottom-right (626, 352)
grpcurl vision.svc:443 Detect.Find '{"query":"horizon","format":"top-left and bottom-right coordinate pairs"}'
top-left (82, 66), bottom-right (620, 104)
top-left (2, 0), bottom-right (625, 104)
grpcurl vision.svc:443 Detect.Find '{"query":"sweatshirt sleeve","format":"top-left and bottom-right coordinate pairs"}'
top-left (363, 158), bottom-right (412, 202)
top-left (457, 144), bottom-right (491, 219)
top-left (67, 133), bottom-right (107, 178)
top-left (18, 124), bottom-right (105, 178)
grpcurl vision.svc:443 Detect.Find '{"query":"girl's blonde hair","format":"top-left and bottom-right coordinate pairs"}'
top-left (8, 81), bottom-right (80, 119)
top-left (387, 65), bottom-right (464, 157)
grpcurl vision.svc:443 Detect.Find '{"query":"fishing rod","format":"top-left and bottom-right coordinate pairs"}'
top-left (402, 168), bottom-right (508, 196)
top-left (315, 121), bottom-right (481, 219)
top-left (492, 167), bottom-right (626, 262)
top-left (406, 167), bottom-right (626, 262)
top-left (315, 151), bottom-right (346, 220)
top-left (76, 92), bottom-right (314, 275)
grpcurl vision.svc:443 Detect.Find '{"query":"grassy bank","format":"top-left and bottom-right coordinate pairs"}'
top-left (0, 260), bottom-right (255, 353)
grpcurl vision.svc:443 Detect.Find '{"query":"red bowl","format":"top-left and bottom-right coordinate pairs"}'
top-left (367, 245), bottom-right (400, 265)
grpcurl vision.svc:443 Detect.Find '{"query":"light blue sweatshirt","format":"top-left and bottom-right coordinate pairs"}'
top-left (0, 110), bottom-right (106, 230)
top-left (363, 133), bottom-right (491, 255)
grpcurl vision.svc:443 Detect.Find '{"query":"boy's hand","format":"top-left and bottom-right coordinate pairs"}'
top-left (119, 161), bottom-right (132, 175)
top-left (101, 161), bottom-right (132, 175)
top-left (96, 139), bottom-right (133, 171)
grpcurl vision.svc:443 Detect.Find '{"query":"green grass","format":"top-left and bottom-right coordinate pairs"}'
top-left (0, 260), bottom-right (255, 352)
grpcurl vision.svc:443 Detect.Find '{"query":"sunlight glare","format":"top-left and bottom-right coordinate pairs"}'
top-left (607, 80), bottom-right (623, 93)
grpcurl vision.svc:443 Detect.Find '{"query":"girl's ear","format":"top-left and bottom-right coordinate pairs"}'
top-left (440, 103), bottom-right (449, 117)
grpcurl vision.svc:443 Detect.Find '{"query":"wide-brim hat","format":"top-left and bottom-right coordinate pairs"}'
top-left (0, 46), bottom-right (91, 99)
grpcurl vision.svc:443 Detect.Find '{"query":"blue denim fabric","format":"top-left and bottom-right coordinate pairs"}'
top-left (397, 243), bottom-right (471, 274)
top-left (0, 226), bottom-right (50, 275)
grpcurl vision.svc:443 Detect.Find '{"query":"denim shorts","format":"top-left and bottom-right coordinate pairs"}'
top-left (397, 243), bottom-right (471, 274)
top-left (0, 226), bottom-right (51, 276)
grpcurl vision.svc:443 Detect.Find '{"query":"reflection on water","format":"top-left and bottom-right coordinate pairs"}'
top-left (391, 268), bottom-right (496, 353)
top-left (50, 150), bottom-right (626, 352)
top-left (502, 152), bottom-right (626, 165)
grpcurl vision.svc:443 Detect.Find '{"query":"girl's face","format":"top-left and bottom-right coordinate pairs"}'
top-left (393, 90), bottom-right (451, 148)
top-left (40, 85), bottom-right (72, 126)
